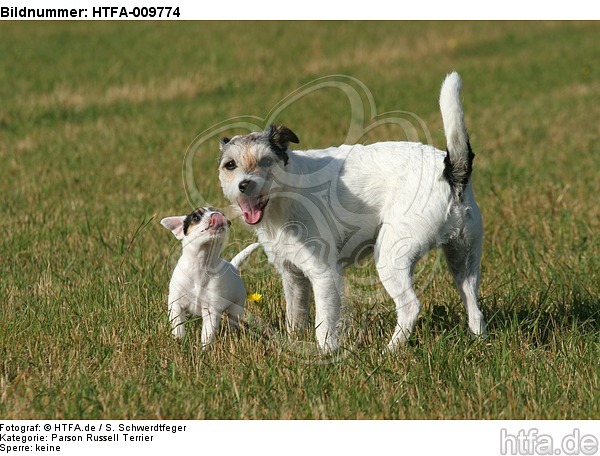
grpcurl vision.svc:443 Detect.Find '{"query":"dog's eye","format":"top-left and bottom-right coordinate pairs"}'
top-left (223, 160), bottom-right (237, 171)
top-left (191, 213), bottom-right (202, 222)
top-left (258, 157), bottom-right (273, 168)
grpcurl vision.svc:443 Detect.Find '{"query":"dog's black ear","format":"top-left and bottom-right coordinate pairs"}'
top-left (219, 137), bottom-right (231, 150)
top-left (265, 125), bottom-right (299, 166)
top-left (219, 137), bottom-right (231, 162)
top-left (267, 124), bottom-right (299, 148)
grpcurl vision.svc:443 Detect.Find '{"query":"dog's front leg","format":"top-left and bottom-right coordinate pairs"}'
top-left (308, 268), bottom-right (343, 354)
top-left (280, 261), bottom-right (312, 334)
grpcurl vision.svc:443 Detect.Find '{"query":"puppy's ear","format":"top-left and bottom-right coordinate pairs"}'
top-left (160, 216), bottom-right (186, 240)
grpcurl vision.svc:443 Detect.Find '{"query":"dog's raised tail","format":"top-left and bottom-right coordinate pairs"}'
top-left (230, 242), bottom-right (261, 270)
top-left (440, 72), bottom-right (474, 200)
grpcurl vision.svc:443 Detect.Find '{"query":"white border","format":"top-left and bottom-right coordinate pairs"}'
top-left (1, 0), bottom-right (599, 20)
top-left (1, 420), bottom-right (598, 456)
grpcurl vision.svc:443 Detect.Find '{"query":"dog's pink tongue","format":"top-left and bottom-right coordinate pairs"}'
top-left (238, 198), bottom-right (263, 225)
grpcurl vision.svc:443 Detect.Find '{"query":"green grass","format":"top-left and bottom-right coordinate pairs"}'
top-left (1, 21), bottom-right (598, 419)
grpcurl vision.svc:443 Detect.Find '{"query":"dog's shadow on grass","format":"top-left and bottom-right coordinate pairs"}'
top-left (419, 286), bottom-right (599, 347)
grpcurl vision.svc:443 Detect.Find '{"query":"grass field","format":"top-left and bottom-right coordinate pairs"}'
top-left (0, 21), bottom-right (598, 419)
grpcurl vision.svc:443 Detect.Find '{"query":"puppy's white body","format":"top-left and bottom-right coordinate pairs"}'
top-left (218, 72), bottom-right (485, 352)
top-left (167, 241), bottom-right (246, 344)
top-left (161, 208), bottom-right (259, 347)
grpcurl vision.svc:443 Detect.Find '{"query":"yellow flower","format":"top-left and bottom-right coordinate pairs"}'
top-left (248, 293), bottom-right (263, 302)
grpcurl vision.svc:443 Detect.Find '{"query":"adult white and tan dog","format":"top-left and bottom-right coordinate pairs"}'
top-left (218, 72), bottom-right (485, 352)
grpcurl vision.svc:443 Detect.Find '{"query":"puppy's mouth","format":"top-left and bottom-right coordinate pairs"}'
top-left (237, 196), bottom-right (269, 225)
top-left (203, 212), bottom-right (230, 234)
top-left (205, 225), bottom-right (227, 235)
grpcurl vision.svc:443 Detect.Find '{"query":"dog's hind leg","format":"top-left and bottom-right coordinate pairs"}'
top-left (377, 263), bottom-right (422, 350)
top-left (442, 207), bottom-right (486, 338)
top-left (375, 228), bottom-right (423, 350)
top-left (442, 240), bottom-right (486, 337)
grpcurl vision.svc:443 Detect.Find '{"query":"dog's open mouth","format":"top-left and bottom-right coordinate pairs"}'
top-left (237, 196), bottom-right (269, 225)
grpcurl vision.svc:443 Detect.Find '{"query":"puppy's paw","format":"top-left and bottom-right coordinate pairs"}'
top-left (171, 325), bottom-right (185, 340)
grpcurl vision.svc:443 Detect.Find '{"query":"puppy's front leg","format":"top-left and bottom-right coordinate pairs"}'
top-left (309, 269), bottom-right (343, 354)
top-left (201, 307), bottom-right (221, 349)
top-left (280, 262), bottom-right (312, 334)
top-left (168, 298), bottom-right (187, 340)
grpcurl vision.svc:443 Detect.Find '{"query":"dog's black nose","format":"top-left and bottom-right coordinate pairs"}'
top-left (239, 179), bottom-right (252, 194)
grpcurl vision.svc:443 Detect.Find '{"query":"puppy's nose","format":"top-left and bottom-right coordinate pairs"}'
top-left (238, 179), bottom-right (253, 194)
top-left (209, 212), bottom-right (226, 227)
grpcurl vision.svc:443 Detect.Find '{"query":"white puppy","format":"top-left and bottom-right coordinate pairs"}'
top-left (161, 207), bottom-right (259, 347)
top-left (218, 72), bottom-right (486, 352)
